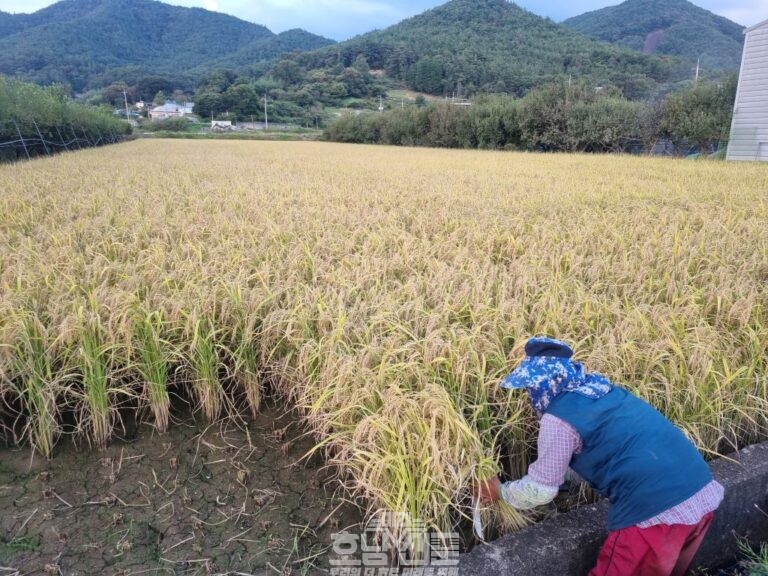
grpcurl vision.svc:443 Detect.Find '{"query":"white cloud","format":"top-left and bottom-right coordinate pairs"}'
top-left (241, 0), bottom-right (394, 14)
top-left (1, 0), bottom-right (765, 37)
top-left (701, 0), bottom-right (768, 26)
top-left (517, 0), bottom-right (767, 25)
top-left (222, 0), bottom-right (768, 38)
top-left (1, 0), bottom-right (56, 13)
top-left (216, 0), bottom-right (419, 39)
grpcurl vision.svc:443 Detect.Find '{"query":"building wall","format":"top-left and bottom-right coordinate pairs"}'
top-left (149, 111), bottom-right (182, 120)
top-left (727, 20), bottom-right (768, 161)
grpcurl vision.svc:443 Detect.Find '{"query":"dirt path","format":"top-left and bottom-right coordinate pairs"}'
top-left (0, 406), bottom-right (361, 575)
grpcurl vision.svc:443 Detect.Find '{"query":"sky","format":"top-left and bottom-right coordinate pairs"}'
top-left (1, 0), bottom-right (766, 41)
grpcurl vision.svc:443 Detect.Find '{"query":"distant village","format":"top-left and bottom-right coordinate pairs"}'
top-left (116, 99), bottom-right (289, 131)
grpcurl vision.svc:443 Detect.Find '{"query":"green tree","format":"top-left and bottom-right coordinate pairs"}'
top-left (172, 90), bottom-right (188, 105)
top-left (137, 76), bottom-right (173, 102)
top-left (517, 82), bottom-right (643, 152)
top-left (353, 54), bottom-right (370, 75)
top-left (568, 97), bottom-right (642, 152)
top-left (414, 58), bottom-right (443, 95)
top-left (199, 69), bottom-right (237, 93)
top-left (223, 83), bottom-right (260, 119)
top-left (193, 91), bottom-right (223, 118)
top-left (272, 59), bottom-right (305, 89)
top-left (660, 78), bottom-right (736, 153)
top-left (470, 95), bottom-right (522, 149)
top-left (341, 68), bottom-right (371, 98)
top-left (153, 90), bottom-right (167, 106)
top-left (636, 101), bottom-right (664, 153)
top-left (102, 82), bottom-right (133, 107)
top-left (518, 83), bottom-right (572, 151)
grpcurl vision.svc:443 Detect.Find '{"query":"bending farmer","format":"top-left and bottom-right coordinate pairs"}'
top-left (475, 337), bottom-right (724, 576)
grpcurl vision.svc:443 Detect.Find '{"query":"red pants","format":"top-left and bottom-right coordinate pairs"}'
top-left (588, 512), bottom-right (714, 576)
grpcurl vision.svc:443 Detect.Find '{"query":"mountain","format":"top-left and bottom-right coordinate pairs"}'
top-left (0, 11), bottom-right (16, 38)
top-left (206, 29), bottom-right (335, 71)
top-left (291, 0), bottom-right (690, 99)
top-left (0, 0), bottom-right (335, 91)
top-left (563, 0), bottom-right (744, 73)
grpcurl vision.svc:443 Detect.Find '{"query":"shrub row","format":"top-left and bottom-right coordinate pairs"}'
top-left (0, 76), bottom-right (131, 162)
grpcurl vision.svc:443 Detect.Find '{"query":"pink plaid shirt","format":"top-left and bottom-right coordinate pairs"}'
top-left (502, 413), bottom-right (724, 527)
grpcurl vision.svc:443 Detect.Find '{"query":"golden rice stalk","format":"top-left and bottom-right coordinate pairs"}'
top-left (133, 309), bottom-right (172, 433)
top-left (1, 140), bottom-right (767, 538)
top-left (336, 383), bottom-right (531, 554)
top-left (74, 308), bottom-right (115, 449)
top-left (8, 311), bottom-right (61, 458)
top-left (187, 315), bottom-right (225, 422)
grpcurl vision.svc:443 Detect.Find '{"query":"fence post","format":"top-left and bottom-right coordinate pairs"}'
top-left (69, 124), bottom-right (82, 149)
top-left (12, 120), bottom-right (31, 160)
top-left (32, 120), bottom-right (50, 156)
top-left (55, 125), bottom-right (69, 151)
top-left (80, 127), bottom-right (93, 147)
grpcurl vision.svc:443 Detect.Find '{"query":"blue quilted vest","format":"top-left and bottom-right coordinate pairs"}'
top-left (546, 387), bottom-right (713, 530)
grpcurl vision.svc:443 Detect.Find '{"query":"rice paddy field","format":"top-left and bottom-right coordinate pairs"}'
top-left (1, 139), bottom-right (767, 569)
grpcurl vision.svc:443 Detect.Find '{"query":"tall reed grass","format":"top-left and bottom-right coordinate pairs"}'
top-left (0, 140), bottom-right (766, 544)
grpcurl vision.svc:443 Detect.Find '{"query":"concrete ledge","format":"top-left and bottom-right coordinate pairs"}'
top-left (459, 442), bottom-right (768, 576)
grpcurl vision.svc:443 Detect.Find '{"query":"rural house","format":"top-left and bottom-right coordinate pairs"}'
top-left (149, 100), bottom-right (194, 121)
top-left (727, 18), bottom-right (768, 161)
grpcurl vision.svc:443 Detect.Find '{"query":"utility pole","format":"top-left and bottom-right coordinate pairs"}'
top-left (264, 94), bottom-right (268, 130)
top-left (123, 89), bottom-right (130, 122)
top-left (695, 57), bottom-right (700, 83)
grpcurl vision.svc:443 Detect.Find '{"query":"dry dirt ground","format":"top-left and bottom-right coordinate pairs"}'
top-left (0, 405), bottom-right (362, 576)
top-left (3, 406), bottom-right (753, 576)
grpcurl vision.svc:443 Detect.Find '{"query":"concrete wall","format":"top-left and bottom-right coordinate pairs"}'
top-left (459, 442), bottom-right (768, 576)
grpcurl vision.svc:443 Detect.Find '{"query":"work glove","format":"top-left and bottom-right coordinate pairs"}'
top-left (473, 475), bottom-right (501, 505)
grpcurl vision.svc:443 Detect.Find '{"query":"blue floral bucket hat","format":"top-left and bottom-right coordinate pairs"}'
top-left (501, 337), bottom-right (612, 413)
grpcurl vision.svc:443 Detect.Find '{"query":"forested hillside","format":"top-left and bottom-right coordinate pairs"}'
top-left (563, 0), bottom-right (744, 73)
top-left (0, 0), bottom-right (743, 139)
top-left (1, 0), bottom-right (737, 102)
top-left (289, 0), bottom-right (690, 99)
top-left (0, 0), bottom-right (334, 92)
top-left (0, 11), bottom-right (17, 38)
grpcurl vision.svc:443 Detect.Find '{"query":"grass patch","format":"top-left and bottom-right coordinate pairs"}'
top-left (0, 534), bottom-right (41, 563)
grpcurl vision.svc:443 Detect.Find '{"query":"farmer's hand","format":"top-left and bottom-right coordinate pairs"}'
top-left (474, 475), bottom-right (501, 504)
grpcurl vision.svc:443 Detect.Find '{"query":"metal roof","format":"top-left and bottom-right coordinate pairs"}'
top-left (745, 18), bottom-right (768, 34)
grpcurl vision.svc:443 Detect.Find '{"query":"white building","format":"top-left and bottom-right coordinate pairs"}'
top-left (727, 19), bottom-right (768, 161)
top-left (149, 101), bottom-right (195, 121)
